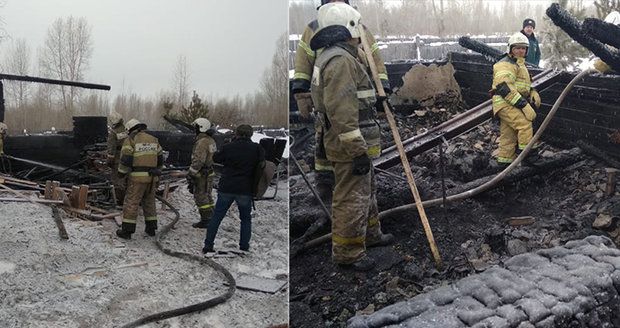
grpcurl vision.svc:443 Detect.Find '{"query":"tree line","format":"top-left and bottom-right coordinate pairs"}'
top-left (1, 17), bottom-right (288, 134)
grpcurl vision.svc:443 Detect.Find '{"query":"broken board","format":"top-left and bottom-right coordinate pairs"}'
top-left (229, 274), bottom-right (288, 294)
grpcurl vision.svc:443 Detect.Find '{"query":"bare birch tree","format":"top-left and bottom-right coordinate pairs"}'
top-left (39, 16), bottom-right (93, 113)
top-left (172, 54), bottom-right (190, 111)
top-left (259, 33), bottom-right (288, 126)
top-left (3, 38), bottom-right (31, 108)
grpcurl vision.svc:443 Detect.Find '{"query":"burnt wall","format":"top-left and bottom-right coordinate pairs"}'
top-left (385, 52), bottom-right (620, 160)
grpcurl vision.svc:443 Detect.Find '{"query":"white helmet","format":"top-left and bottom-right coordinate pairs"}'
top-left (318, 2), bottom-right (362, 38)
top-left (508, 32), bottom-right (529, 49)
top-left (109, 111), bottom-right (123, 126)
top-left (192, 117), bottom-right (211, 133)
top-left (0, 122), bottom-right (7, 134)
top-left (604, 11), bottom-right (620, 25)
top-left (125, 118), bottom-right (146, 132)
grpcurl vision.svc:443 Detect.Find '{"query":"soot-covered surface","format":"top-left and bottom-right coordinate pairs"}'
top-left (289, 115), bottom-right (619, 327)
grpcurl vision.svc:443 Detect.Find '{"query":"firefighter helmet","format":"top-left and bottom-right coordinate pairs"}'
top-left (192, 117), bottom-right (211, 133)
top-left (318, 2), bottom-right (362, 38)
top-left (109, 111), bottom-right (123, 126)
top-left (0, 122), bottom-right (7, 134)
top-left (508, 33), bottom-right (529, 49)
top-left (320, 0), bottom-right (349, 6)
top-left (125, 118), bottom-right (146, 132)
top-left (604, 11), bottom-right (620, 25)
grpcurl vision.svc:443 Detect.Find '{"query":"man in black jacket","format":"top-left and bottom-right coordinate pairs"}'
top-left (202, 124), bottom-right (265, 253)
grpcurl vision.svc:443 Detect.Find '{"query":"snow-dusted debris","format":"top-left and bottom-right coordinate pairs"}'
top-left (348, 235), bottom-right (620, 328)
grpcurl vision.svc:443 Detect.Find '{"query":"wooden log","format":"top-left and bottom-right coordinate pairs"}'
top-left (0, 198), bottom-right (64, 204)
top-left (77, 185), bottom-right (88, 210)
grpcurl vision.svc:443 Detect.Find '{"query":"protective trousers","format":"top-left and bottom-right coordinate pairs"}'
top-left (121, 179), bottom-right (158, 233)
top-left (110, 165), bottom-right (126, 205)
top-left (496, 106), bottom-right (533, 163)
top-left (331, 162), bottom-right (383, 264)
top-left (193, 172), bottom-right (215, 219)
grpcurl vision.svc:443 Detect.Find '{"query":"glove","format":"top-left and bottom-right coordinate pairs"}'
top-left (529, 88), bottom-right (541, 110)
top-left (293, 92), bottom-right (313, 119)
top-left (522, 103), bottom-right (537, 122)
top-left (352, 154), bottom-right (371, 176)
top-left (149, 168), bottom-right (162, 176)
top-left (592, 59), bottom-right (611, 73)
top-left (186, 175), bottom-right (195, 194)
top-left (375, 96), bottom-right (388, 112)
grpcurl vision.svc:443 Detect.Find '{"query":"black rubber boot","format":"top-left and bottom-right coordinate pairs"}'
top-left (338, 256), bottom-right (375, 272)
top-left (145, 220), bottom-right (157, 236)
top-left (116, 229), bottom-right (132, 240)
top-left (193, 208), bottom-right (212, 228)
top-left (202, 245), bottom-right (215, 254)
top-left (367, 233), bottom-right (395, 248)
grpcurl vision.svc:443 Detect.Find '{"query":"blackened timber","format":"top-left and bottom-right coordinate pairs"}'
top-left (546, 3), bottom-right (620, 72)
top-left (583, 18), bottom-right (620, 49)
top-left (0, 74), bottom-right (111, 90)
top-left (374, 69), bottom-right (561, 169)
top-left (458, 36), bottom-right (504, 62)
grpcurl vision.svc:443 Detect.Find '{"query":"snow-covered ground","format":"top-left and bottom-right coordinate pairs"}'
top-left (0, 179), bottom-right (288, 328)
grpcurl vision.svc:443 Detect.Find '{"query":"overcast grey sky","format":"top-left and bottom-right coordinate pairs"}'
top-left (2, 0), bottom-right (287, 99)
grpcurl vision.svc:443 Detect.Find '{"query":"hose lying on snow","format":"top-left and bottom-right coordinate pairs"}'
top-left (300, 68), bottom-right (594, 251)
top-left (121, 195), bottom-right (236, 328)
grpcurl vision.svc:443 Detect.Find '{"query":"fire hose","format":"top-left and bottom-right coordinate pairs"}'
top-left (121, 195), bottom-right (236, 328)
top-left (300, 68), bottom-right (595, 251)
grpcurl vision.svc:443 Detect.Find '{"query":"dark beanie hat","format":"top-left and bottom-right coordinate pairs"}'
top-left (523, 18), bottom-right (536, 29)
top-left (235, 124), bottom-right (253, 138)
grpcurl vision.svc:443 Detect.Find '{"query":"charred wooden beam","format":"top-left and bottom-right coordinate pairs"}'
top-left (583, 17), bottom-right (620, 49)
top-left (0, 74), bottom-right (110, 122)
top-left (374, 69), bottom-right (562, 169)
top-left (546, 3), bottom-right (620, 72)
top-left (0, 74), bottom-right (110, 90)
top-left (457, 36), bottom-right (504, 62)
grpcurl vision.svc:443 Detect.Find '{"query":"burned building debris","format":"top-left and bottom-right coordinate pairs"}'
top-left (289, 3), bottom-right (620, 328)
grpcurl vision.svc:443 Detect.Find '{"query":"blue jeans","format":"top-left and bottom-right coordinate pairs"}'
top-left (204, 192), bottom-right (253, 251)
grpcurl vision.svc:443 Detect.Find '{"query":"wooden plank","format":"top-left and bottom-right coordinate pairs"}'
top-left (69, 186), bottom-right (79, 209)
top-left (0, 198), bottom-right (64, 204)
top-left (44, 181), bottom-right (53, 199)
top-left (77, 185), bottom-right (88, 210)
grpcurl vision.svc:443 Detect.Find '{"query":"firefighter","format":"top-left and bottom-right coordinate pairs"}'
top-left (291, 0), bottom-right (391, 205)
top-left (593, 11), bottom-right (620, 73)
top-left (188, 117), bottom-right (217, 229)
top-left (491, 32), bottom-right (541, 166)
top-left (116, 119), bottom-right (163, 239)
top-left (310, 2), bottom-right (394, 272)
top-left (107, 112), bottom-right (128, 205)
top-left (0, 122), bottom-right (7, 156)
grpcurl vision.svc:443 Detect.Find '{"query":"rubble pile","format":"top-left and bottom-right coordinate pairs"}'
top-left (290, 112), bottom-right (620, 327)
top-left (349, 235), bottom-right (620, 328)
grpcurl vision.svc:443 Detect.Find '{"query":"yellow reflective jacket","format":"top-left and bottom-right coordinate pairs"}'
top-left (118, 130), bottom-right (163, 183)
top-left (292, 20), bottom-right (390, 93)
top-left (491, 54), bottom-right (533, 115)
top-left (189, 133), bottom-right (216, 177)
top-left (311, 43), bottom-right (381, 162)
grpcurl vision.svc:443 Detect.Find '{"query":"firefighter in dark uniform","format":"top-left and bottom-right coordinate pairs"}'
top-left (107, 112), bottom-right (128, 205)
top-left (292, 0), bottom-right (391, 205)
top-left (188, 117), bottom-right (217, 228)
top-left (116, 119), bottom-right (163, 239)
top-left (310, 3), bottom-right (394, 272)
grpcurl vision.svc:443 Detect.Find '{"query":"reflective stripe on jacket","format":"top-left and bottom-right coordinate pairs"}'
top-left (189, 133), bottom-right (216, 176)
top-left (118, 130), bottom-right (163, 183)
top-left (491, 54), bottom-right (532, 115)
